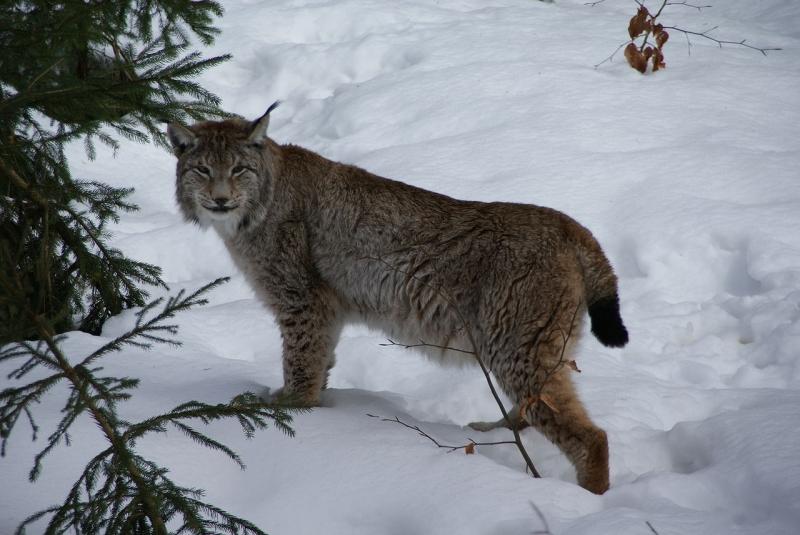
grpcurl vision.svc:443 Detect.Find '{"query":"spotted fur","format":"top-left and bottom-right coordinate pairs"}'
top-left (167, 106), bottom-right (628, 494)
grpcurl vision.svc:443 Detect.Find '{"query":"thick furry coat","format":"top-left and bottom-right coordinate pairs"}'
top-left (167, 108), bottom-right (628, 494)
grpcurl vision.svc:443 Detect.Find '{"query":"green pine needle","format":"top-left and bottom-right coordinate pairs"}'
top-left (2, 279), bottom-right (293, 534)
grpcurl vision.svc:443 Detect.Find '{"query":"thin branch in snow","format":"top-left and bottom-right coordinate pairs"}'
top-left (362, 254), bottom-right (542, 478)
top-left (662, 25), bottom-right (782, 56)
top-left (379, 338), bottom-right (475, 356)
top-left (646, 520), bottom-right (661, 534)
top-left (666, 1), bottom-right (710, 11)
top-left (594, 41), bottom-right (629, 68)
top-left (595, 1), bottom-right (780, 71)
top-left (530, 502), bottom-right (554, 535)
top-left (367, 414), bottom-right (516, 453)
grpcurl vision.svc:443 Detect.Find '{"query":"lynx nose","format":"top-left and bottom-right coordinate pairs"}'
top-left (213, 197), bottom-right (230, 208)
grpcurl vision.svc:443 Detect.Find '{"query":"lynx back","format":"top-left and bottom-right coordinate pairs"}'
top-left (167, 105), bottom-right (628, 494)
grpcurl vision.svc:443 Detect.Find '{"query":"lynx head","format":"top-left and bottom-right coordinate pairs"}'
top-left (167, 102), bottom-right (279, 233)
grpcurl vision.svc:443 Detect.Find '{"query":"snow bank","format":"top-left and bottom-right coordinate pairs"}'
top-left (3, 1), bottom-right (800, 534)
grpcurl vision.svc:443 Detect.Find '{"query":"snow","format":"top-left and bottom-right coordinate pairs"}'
top-left (3, 0), bottom-right (800, 533)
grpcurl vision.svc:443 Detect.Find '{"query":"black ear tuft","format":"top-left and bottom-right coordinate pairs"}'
top-left (264, 100), bottom-right (280, 116)
top-left (247, 101), bottom-right (281, 145)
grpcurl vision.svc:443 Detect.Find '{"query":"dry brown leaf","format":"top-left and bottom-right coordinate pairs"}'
top-left (652, 48), bottom-right (666, 72)
top-left (656, 29), bottom-right (670, 49)
top-left (464, 442), bottom-right (475, 455)
top-left (520, 392), bottom-right (559, 415)
top-left (624, 43), bottom-right (648, 73)
top-left (628, 6), bottom-right (651, 39)
top-left (539, 394), bottom-right (560, 414)
top-left (643, 46), bottom-right (654, 60)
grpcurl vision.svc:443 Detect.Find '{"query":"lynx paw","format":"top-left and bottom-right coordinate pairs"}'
top-left (576, 429), bottom-right (610, 495)
top-left (263, 386), bottom-right (321, 408)
top-left (468, 407), bottom-right (530, 432)
top-left (468, 416), bottom-right (530, 432)
top-left (468, 419), bottom-right (506, 432)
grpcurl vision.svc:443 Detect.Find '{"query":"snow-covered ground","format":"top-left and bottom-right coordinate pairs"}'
top-left (3, 0), bottom-right (800, 533)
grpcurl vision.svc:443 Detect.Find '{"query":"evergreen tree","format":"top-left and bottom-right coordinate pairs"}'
top-left (1, 278), bottom-right (298, 534)
top-left (0, 0), bottom-right (231, 342)
top-left (0, 5), bottom-right (298, 532)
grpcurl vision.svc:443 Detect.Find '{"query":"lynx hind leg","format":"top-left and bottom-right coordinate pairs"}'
top-left (522, 368), bottom-right (609, 494)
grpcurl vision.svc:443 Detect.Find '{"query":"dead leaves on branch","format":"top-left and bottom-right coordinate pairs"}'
top-left (603, 1), bottom-right (780, 73)
top-left (624, 43), bottom-right (647, 73)
top-left (655, 25), bottom-right (670, 48)
top-left (628, 6), bottom-right (650, 40)
top-left (625, 5), bottom-right (670, 73)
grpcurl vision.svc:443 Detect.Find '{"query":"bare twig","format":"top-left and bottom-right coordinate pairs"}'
top-left (596, 1), bottom-right (781, 71)
top-left (371, 411), bottom-right (555, 532)
top-left (662, 25), bottom-right (782, 56)
top-left (363, 254), bottom-right (542, 477)
top-left (646, 520), bottom-right (661, 534)
top-left (531, 502), bottom-right (553, 535)
top-left (683, 29), bottom-right (693, 55)
top-left (381, 337), bottom-right (546, 476)
top-left (666, 1), bottom-right (710, 10)
top-left (367, 414), bottom-right (516, 453)
top-left (366, 257), bottom-right (583, 479)
top-left (594, 41), bottom-right (629, 68)
top-left (380, 339), bottom-right (475, 356)
top-left (634, 1), bottom-right (668, 53)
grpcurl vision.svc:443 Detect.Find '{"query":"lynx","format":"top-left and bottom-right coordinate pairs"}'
top-left (167, 103), bottom-right (628, 494)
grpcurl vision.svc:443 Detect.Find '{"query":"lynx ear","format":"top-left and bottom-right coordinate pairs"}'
top-left (247, 101), bottom-right (280, 145)
top-left (167, 123), bottom-right (196, 155)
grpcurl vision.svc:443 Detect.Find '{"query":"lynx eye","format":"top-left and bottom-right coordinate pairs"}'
top-left (231, 165), bottom-right (248, 175)
top-left (194, 165), bottom-right (211, 176)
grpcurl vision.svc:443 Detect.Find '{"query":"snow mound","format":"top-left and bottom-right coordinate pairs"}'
top-left (3, 1), bottom-right (800, 534)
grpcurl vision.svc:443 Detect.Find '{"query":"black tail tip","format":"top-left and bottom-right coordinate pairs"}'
top-left (589, 297), bottom-right (629, 348)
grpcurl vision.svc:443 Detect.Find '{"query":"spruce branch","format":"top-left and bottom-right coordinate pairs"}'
top-left (2, 278), bottom-right (296, 534)
top-left (26, 311), bottom-right (171, 534)
top-left (0, 0), bottom-right (232, 341)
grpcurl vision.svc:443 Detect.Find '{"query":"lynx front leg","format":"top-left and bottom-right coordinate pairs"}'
top-left (275, 292), bottom-right (339, 407)
top-left (258, 221), bottom-right (341, 406)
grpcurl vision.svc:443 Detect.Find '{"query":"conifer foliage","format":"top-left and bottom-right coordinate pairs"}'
top-left (0, 0), bottom-right (231, 342)
top-left (1, 278), bottom-right (298, 534)
top-left (0, 3), bottom-right (298, 533)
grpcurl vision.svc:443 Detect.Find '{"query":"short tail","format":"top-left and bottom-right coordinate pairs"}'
top-left (571, 225), bottom-right (629, 348)
top-left (588, 296), bottom-right (628, 348)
